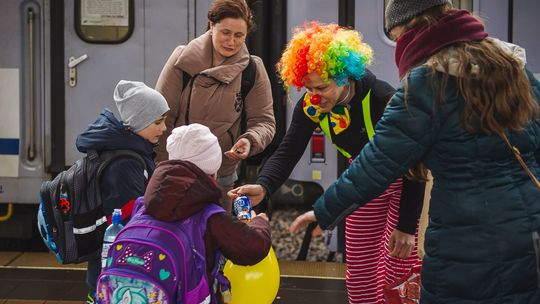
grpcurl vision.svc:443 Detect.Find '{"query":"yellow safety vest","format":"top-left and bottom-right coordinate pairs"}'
top-left (318, 89), bottom-right (373, 159)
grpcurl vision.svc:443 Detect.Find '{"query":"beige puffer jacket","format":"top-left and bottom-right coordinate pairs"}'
top-left (155, 31), bottom-right (275, 177)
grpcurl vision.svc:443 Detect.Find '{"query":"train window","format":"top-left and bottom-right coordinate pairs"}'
top-left (75, 0), bottom-right (134, 44)
top-left (383, 0), bottom-right (473, 40)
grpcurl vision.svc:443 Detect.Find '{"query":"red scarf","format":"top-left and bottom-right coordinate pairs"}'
top-left (395, 9), bottom-right (488, 79)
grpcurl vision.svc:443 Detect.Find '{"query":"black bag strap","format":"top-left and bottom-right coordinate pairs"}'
top-left (89, 150), bottom-right (148, 210)
top-left (240, 56), bottom-right (256, 102)
top-left (87, 149), bottom-right (99, 161)
top-left (240, 56), bottom-right (256, 133)
top-left (182, 70), bottom-right (192, 91)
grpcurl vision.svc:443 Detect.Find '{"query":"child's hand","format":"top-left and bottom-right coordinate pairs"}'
top-left (289, 211), bottom-right (317, 234)
top-left (228, 184), bottom-right (266, 207)
top-left (254, 212), bottom-right (269, 222)
top-left (224, 138), bottom-right (251, 160)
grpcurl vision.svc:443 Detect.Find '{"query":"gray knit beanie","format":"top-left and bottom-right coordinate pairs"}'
top-left (385, 0), bottom-right (452, 31)
top-left (114, 80), bottom-right (169, 132)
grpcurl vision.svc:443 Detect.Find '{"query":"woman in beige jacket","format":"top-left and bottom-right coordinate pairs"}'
top-left (155, 0), bottom-right (275, 210)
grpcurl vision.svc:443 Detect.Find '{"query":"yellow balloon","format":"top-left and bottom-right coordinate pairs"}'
top-left (223, 247), bottom-right (280, 304)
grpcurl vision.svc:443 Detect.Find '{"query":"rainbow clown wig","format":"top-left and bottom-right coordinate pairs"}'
top-left (277, 21), bottom-right (374, 90)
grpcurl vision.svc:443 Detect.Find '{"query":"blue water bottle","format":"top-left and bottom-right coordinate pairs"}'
top-left (101, 209), bottom-right (123, 269)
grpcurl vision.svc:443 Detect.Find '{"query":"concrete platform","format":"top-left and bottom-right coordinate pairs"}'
top-left (0, 251), bottom-right (347, 303)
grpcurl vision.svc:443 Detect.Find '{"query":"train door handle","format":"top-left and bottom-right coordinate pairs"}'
top-left (68, 54), bottom-right (88, 87)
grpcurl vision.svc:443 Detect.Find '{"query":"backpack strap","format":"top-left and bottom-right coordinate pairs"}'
top-left (196, 203), bottom-right (226, 235)
top-left (182, 70), bottom-right (192, 91)
top-left (96, 150), bottom-right (147, 178)
top-left (87, 149), bottom-right (99, 161)
top-left (240, 56), bottom-right (256, 134)
top-left (132, 196), bottom-right (145, 215)
top-left (192, 204), bottom-right (230, 304)
top-left (240, 56), bottom-right (256, 102)
top-left (93, 150), bottom-right (148, 218)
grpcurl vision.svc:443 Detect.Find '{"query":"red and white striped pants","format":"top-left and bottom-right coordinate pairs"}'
top-left (345, 179), bottom-right (420, 304)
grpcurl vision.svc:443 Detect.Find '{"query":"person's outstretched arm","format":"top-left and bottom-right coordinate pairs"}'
top-left (229, 96), bottom-right (316, 206)
top-left (207, 212), bottom-right (271, 266)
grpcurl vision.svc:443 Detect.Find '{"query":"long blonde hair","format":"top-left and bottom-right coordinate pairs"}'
top-left (403, 4), bottom-right (538, 181)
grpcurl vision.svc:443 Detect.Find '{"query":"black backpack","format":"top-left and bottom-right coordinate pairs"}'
top-left (182, 56), bottom-right (256, 132)
top-left (37, 149), bottom-right (146, 264)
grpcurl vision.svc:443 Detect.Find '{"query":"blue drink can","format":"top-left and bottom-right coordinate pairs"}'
top-left (233, 195), bottom-right (252, 222)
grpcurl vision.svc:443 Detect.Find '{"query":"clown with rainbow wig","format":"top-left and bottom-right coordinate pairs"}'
top-left (228, 22), bottom-right (425, 304)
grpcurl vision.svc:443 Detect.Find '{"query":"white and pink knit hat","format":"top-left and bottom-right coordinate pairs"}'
top-left (166, 124), bottom-right (222, 175)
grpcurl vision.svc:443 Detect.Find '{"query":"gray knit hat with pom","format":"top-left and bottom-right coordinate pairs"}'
top-left (385, 0), bottom-right (452, 31)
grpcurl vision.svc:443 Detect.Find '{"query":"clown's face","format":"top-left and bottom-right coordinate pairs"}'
top-left (303, 72), bottom-right (349, 113)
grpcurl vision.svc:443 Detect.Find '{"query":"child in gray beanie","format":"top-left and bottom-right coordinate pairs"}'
top-left (76, 80), bottom-right (169, 304)
top-left (385, 0), bottom-right (452, 31)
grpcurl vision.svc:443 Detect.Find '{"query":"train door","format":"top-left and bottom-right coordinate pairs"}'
top-left (63, 0), bottom-right (208, 165)
top-left (0, 0), bottom-right (49, 204)
top-left (0, 0), bottom-right (205, 205)
top-left (472, 0), bottom-right (540, 69)
top-left (511, 0), bottom-right (540, 77)
top-left (63, 0), bottom-right (144, 164)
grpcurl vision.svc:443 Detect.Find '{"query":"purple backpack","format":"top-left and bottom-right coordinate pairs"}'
top-left (96, 197), bottom-right (229, 304)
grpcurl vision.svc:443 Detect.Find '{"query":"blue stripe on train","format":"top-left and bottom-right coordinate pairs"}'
top-left (0, 138), bottom-right (19, 155)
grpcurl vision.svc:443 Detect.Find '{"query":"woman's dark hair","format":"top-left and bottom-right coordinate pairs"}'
top-left (207, 0), bottom-right (255, 32)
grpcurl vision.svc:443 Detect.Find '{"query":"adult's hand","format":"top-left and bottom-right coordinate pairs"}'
top-left (224, 138), bottom-right (251, 160)
top-left (228, 184), bottom-right (266, 207)
top-left (289, 210), bottom-right (317, 234)
top-left (388, 229), bottom-right (415, 259)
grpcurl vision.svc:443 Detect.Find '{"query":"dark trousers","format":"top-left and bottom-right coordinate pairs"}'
top-left (86, 258), bottom-right (101, 295)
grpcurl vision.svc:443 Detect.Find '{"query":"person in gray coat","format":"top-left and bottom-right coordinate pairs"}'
top-left (290, 1), bottom-right (540, 303)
